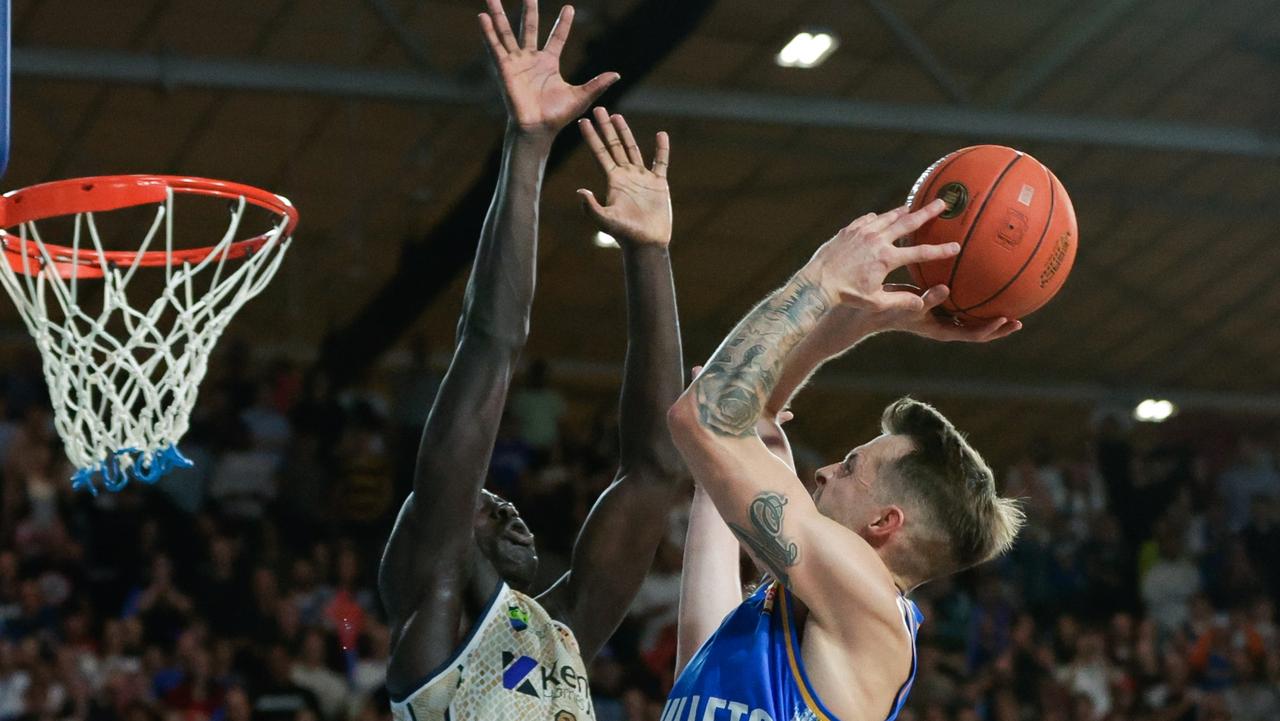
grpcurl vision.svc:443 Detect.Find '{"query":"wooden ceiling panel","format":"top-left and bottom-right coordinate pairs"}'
top-left (848, 60), bottom-right (952, 104)
top-left (18, 0), bottom-right (171, 49)
top-left (3, 0), bottom-right (1278, 459)
top-left (921, 0), bottom-right (1077, 73)
top-left (649, 36), bottom-right (758, 87)
top-left (696, 0), bottom-right (812, 44)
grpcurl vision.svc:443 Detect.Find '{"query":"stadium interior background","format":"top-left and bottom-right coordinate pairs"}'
top-left (1, 1), bottom-right (1279, 720)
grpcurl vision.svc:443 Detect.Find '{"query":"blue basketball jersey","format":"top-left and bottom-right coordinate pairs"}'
top-left (664, 581), bottom-right (924, 721)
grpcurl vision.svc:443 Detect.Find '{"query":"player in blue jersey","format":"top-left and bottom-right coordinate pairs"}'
top-left (666, 202), bottom-right (1026, 721)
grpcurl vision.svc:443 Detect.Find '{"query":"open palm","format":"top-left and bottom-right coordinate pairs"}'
top-left (479, 0), bottom-right (618, 134)
top-left (577, 107), bottom-right (672, 247)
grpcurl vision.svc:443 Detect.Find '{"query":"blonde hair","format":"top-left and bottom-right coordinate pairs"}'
top-left (879, 398), bottom-right (1025, 578)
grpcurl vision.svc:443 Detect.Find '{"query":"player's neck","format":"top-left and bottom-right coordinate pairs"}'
top-left (878, 546), bottom-right (921, 594)
top-left (465, 555), bottom-right (505, 615)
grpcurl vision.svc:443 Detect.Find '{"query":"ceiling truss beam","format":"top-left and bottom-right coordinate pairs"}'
top-left (13, 46), bottom-right (1280, 158)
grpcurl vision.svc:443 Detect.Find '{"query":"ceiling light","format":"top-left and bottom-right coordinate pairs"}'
top-left (1133, 399), bottom-right (1176, 423)
top-left (593, 231), bottom-right (619, 248)
top-left (776, 31), bottom-right (839, 69)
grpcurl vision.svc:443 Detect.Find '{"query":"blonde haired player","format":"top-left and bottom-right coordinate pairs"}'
top-left (666, 203), bottom-right (1025, 721)
top-left (378, 1), bottom-right (684, 719)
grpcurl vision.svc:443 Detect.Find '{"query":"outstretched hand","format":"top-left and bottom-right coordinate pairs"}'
top-left (478, 0), bottom-right (619, 135)
top-left (577, 107), bottom-right (672, 247)
top-left (868, 283), bottom-right (1022, 342)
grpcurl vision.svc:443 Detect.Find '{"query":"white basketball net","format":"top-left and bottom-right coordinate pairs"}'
top-left (0, 188), bottom-right (292, 493)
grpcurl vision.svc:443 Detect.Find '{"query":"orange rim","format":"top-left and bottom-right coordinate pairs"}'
top-left (0, 175), bottom-right (299, 279)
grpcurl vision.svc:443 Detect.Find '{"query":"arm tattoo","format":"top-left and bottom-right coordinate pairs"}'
top-left (694, 274), bottom-right (831, 436)
top-left (728, 492), bottom-right (799, 586)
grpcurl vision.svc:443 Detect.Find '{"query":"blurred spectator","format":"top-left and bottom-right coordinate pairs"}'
top-left (1056, 631), bottom-right (1114, 717)
top-left (1220, 437), bottom-right (1280, 533)
top-left (251, 644), bottom-right (319, 721)
top-left (1140, 519), bottom-right (1202, 636)
top-left (626, 539), bottom-right (683, 688)
top-left (330, 404), bottom-right (393, 530)
top-left (124, 556), bottom-right (193, 649)
top-left (510, 360), bottom-right (566, 456)
top-left (162, 644), bottom-right (223, 717)
top-left (488, 413), bottom-right (534, 503)
top-left (0, 347), bottom-right (1275, 721)
top-left (1242, 497), bottom-right (1280, 600)
top-left (387, 336), bottom-right (440, 439)
top-left (289, 630), bottom-right (345, 721)
top-left (347, 624), bottom-right (388, 717)
top-left (208, 424), bottom-right (278, 522)
top-left (196, 535), bottom-right (248, 638)
top-left (241, 384), bottom-right (293, 462)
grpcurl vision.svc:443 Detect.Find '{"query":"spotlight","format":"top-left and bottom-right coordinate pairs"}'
top-left (776, 31), bottom-right (839, 69)
top-left (1133, 399), bottom-right (1176, 423)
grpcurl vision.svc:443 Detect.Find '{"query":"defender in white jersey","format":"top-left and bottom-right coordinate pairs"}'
top-left (378, 3), bottom-right (685, 719)
top-left (390, 584), bottom-right (592, 721)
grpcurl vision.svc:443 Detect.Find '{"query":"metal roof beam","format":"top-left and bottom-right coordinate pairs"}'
top-left (862, 0), bottom-right (969, 104)
top-left (14, 46), bottom-right (1280, 158)
top-left (997, 0), bottom-right (1148, 109)
top-left (362, 0), bottom-right (436, 73)
top-left (543, 357), bottom-right (1280, 415)
top-left (624, 87), bottom-right (1280, 158)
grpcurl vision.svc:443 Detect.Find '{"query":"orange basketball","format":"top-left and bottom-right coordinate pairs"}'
top-left (904, 145), bottom-right (1077, 322)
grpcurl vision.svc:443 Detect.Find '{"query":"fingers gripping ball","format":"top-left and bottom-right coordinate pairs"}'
top-left (904, 145), bottom-right (1078, 322)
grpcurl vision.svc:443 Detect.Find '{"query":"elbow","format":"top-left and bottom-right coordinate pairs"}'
top-left (667, 392), bottom-right (712, 450)
top-left (667, 392), bottom-right (699, 440)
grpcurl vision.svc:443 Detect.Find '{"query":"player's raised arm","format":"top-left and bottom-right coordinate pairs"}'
top-left (765, 285), bottom-right (1021, 420)
top-left (379, 0), bottom-right (616, 694)
top-left (675, 403), bottom-right (796, 677)
top-left (667, 203), bottom-right (968, 630)
top-left (537, 109), bottom-right (686, 661)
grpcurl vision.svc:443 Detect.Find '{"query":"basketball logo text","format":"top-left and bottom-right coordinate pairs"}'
top-left (1038, 232), bottom-right (1072, 288)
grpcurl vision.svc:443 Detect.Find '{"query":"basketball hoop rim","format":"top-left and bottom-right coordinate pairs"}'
top-left (0, 174), bottom-right (299, 279)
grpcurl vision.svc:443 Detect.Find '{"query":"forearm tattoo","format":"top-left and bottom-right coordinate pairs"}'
top-left (728, 492), bottom-right (799, 586)
top-left (694, 275), bottom-right (831, 436)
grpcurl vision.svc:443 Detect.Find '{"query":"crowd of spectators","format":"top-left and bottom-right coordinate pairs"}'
top-left (0, 346), bottom-right (1277, 721)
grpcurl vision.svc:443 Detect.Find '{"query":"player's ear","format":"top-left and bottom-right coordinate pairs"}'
top-left (866, 505), bottom-right (905, 540)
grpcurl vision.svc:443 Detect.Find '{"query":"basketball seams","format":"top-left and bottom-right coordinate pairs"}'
top-left (956, 162), bottom-right (1057, 315)
top-left (1014, 173), bottom-right (1076, 318)
top-left (945, 150), bottom-right (1024, 295)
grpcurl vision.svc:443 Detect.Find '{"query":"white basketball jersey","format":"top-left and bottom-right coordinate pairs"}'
top-left (390, 583), bottom-right (595, 721)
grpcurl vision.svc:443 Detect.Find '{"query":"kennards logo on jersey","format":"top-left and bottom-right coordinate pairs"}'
top-left (501, 651), bottom-right (589, 702)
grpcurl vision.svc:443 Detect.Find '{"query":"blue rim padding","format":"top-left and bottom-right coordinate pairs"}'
top-left (1, 0), bottom-right (9, 179)
top-left (70, 444), bottom-right (194, 495)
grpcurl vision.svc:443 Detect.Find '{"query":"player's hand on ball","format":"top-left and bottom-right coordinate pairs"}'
top-left (871, 283), bottom-right (1022, 342)
top-left (478, 0), bottom-right (619, 135)
top-left (577, 108), bottom-right (672, 247)
top-left (804, 200), bottom-right (959, 312)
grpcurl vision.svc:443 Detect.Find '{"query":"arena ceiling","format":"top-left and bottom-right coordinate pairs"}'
top-left (3, 0), bottom-right (1279, 462)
